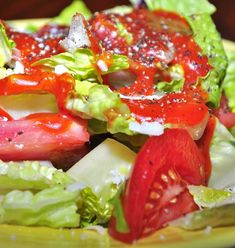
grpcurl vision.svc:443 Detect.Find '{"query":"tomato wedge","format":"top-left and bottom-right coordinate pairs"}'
top-left (109, 129), bottom-right (206, 243)
top-left (0, 113), bottom-right (89, 161)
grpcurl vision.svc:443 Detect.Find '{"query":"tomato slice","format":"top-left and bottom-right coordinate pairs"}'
top-left (0, 113), bottom-right (89, 161)
top-left (109, 129), bottom-right (206, 243)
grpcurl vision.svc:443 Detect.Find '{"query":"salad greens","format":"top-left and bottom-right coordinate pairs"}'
top-left (144, 0), bottom-right (227, 107)
top-left (209, 119), bottom-right (235, 189)
top-left (67, 82), bottom-right (134, 134)
top-left (144, 0), bottom-right (216, 15)
top-left (0, 160), bottom-right (73, 193)
top-left (0, 24), bottom-right (15, 67)
top-left (33, 47), bottom-right (133, 134)
top-left (170, 203), bottom-right (235, 230)
top-left (0, 187), bottom-right (80, 228)
top-left (33, 49), bottom-right (129, 81)
top-left (186, 14), bottom-right (227, 107)
top-left (0, 0), bottom-right (235, 240)
top-left (188, 185), bottom-right (233, 208)
top-left (53, 0), bottom-right (92, 24)
top-left (222, 51), bottom-right (235, 112)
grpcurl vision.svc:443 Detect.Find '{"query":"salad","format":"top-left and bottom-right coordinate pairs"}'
top-left (0, 0), bottom-right (235, 244)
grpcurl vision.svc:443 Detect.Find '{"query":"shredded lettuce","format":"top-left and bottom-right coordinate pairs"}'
top-left (222, 51), bottom-right (235, 112)
top-left (0, 160), bottom-right (74, 193)
top-left (0, 187), bottom-right (80, 228)
top-left (0, 24), bottom-right (15, 67)
top-left (53, 0), bottom-right (92, 25)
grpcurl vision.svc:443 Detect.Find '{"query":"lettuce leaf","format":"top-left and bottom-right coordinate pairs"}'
top-left (0, 187), bottom-right (79, 228)
top-left (170, 203), bottom-right (235, 230)
top-left (77, 187), bottom-right (112, 227)
top-left (144, 0), bottom-right (227, 107)
top-left (33, 49), bottom-right (97, 81)
top-left (67, 138), bottom-right (136, 205)
top-left (188, 185), bottom-right (233, 209)
top-left (145, 0), bottom-right (216, 15)
top-left (109, 185), bottom-right (129, 233)
top-left (34, 49), bottom-right (132, 134)
top-left (105, 5), bottom-right (133, 15)
top-left (157, 79), bottom-right (184, 93)
top-left (53, 0), bottom-right (92, 25)
top-left (209, 119), bottom-right (235, 189)
top-left (0, 24), bottom-right (15, 67)
top-left (186, 14), bottom-right (227, 107)
top-left (222, 51), bottom-right (235, 112)
top-left (0, 160), bottom-right (74, 193)
top-left (66, 80), bottom-right (134, 134)
top-left (33, 49), bottom-right (129, 81)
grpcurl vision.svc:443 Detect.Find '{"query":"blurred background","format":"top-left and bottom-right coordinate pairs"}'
top-left (0, 0), bottom-right (234, 41)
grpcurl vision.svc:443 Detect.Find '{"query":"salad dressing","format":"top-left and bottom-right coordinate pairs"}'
top-left (90, 9), bottom-right (212, 96)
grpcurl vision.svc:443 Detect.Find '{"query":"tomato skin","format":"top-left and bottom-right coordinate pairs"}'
top-left (109, 129), bottom-right (206, 243)
top-left (0, 113), bottom-right (89, 162)
top-left (196, 115), bottom-right (216, 182)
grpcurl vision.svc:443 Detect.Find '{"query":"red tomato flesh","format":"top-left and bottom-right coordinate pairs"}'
top-left (109, 129), bottom-right (206, 243)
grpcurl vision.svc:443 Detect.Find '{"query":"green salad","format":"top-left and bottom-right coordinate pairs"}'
top-left (0, 0), bottom-right (235, 244)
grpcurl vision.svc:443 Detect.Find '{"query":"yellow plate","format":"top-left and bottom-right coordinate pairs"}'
top-left (3, 19), bottom-right (235, 248)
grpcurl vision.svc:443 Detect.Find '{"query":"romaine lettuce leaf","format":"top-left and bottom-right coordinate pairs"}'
top-left (170, 203), bottom-right (235, 230)
top-left (67, 138), bottom-right (136, 204)
top-left (67, 80), bottom-right (134, 134)
top-left (186, 14), bottom-right (227, 107)
top-left (116, 22), bottom-right (133, 45)
top-left (33, 49), bottom-right (129, 81)
top-left (188, 185), bottom-right (233, 208)
top-left (33, 49), bottom-right (97, 81)
top-left (77, 187), bottom-right (112, 227)
top-left (145, 0), bottom-right (216, 15)
top-left (209, 119), bottom-right (235, 189)
top-left (105, 5), bottom-right (133, 15)
top-left (157, 79), bottom-right (184, 93)
top-left (222, 51), bottom-right (235, 112)
top-left (0, 24), bottom-right (15, 67)
top-left (34, 49), bottom-right (132, 134)
top-left (0, 187), bottom-right (79, 228)
top-left (109, 185), bottom-right (129, 232)
top-left (0, 160), bottom-right (74, 193)
top-left (53, 0), bottom-right (92, 25)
